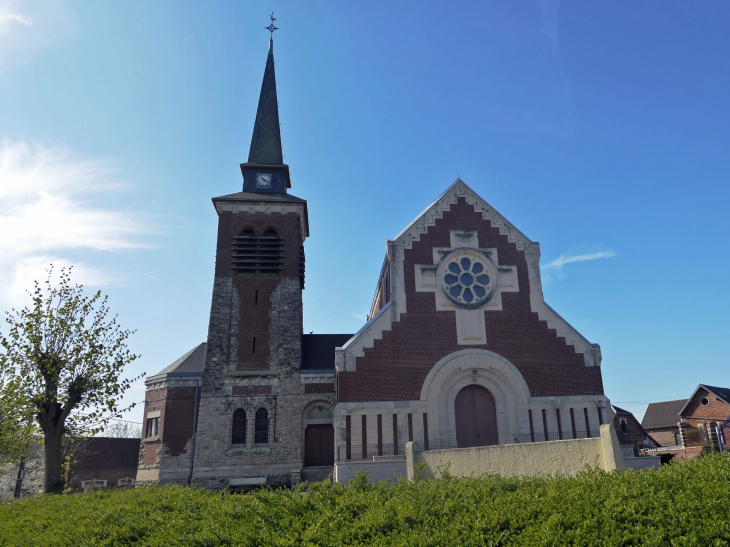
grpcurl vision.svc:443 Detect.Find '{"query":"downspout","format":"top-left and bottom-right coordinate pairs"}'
top-left (187, 378), bottom-right (200, 486)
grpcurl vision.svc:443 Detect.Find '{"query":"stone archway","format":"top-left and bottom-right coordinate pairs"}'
top-left (454, 385), bottom-right (498, 448)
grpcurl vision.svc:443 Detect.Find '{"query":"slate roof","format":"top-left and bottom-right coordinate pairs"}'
top-left (302, 334), bottom-right (354, 370)
top-left (151, 343), bottom-right (206, 378)
top-left (641, 399), bottom-right (687, 430)
top-left (678, 384), bottom-right (730, 416)
top-left (213, 191), bottom-right (306, 203)
top-left (611, 405), bottom-right (632, 415)
top-left (76, 437), bottom-right (141, 470)
top-left (701, 385), bottom-right (730, 406)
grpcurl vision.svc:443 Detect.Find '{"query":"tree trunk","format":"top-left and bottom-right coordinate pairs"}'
top-left (43, 427), bottom-right (65, 494)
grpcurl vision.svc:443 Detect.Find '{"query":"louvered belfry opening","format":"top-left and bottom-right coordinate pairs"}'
top-left (299, 244), bottom-right (305, 288)
top-left (232, 228), bottom-right (284, 273)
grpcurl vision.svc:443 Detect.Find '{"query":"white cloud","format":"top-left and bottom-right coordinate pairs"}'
top-left (0, 0), bottom-right (74, 69)
top-left (543, 251), bottom-right (617, 271)
top-left (0, 140), bottom-right (152, 311)
top-left (541, 250), bottom-right (617, 285)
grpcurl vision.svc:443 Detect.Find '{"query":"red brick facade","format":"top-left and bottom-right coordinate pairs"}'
top-left (681, 387), bottom-right (730, 428)
top-left (214, 211), bottom-right (303, 371)
top-left (232, 385), bottom-right (273, 395)
top-left (141, 384), bottom-right (201, 464)
top-left (305, 383), bottom-right (335, 393)
top-left (338, 197), bottom-right (604, 402)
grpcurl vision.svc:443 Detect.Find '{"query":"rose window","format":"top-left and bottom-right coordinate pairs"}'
top-left (442, 256), bottom-right (492, 306)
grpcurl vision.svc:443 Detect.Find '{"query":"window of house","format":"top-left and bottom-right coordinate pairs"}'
top-left (145, 417), bottom-right (159, 438)
top-left (620, 418), bottom-right (627, 431)
top-left (674, 432), bottom-right (682, 445)
top-left (232, 409), bottom-right (247, 445)
top-left (255, 408), bottom-right (269, 444)
top-left (700, 397), bottom-right (710, 406)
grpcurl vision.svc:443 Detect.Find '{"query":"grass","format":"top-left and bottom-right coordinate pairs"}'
top-left (1, 453), bottom-right (729, 546)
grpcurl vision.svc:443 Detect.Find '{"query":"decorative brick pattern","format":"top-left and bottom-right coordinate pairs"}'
top-left (232, 385), bottom-right (272, 395)
top-left (305, 383), bottom-right (335, 393)
top-left (339, 197), bottom-right (604, 402)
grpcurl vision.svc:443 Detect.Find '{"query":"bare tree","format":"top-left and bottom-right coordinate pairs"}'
top-left (103, 421), bottom-right (142, 438)
top-left (0, 267), bottom-right (142, 493)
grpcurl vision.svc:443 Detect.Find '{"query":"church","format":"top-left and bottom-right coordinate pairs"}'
top-left (136, 33), bottom-right (611, 491)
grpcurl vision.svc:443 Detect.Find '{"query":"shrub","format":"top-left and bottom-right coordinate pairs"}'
top-left (1, 453), bottom-right (729, 546)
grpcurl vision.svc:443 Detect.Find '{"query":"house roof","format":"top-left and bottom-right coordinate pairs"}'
top-left (678, 384), bottom-right (730, 416)
top-left (611, 405), bottom-right (632, 415)
top-left (76, 437), bottom-right (141, 471)
top-left (150, 343), bottom-right (206, 379)
top-left (302, 334), bottom-right (353, 370)
top-left (641, 399), bottom-right (687, 429)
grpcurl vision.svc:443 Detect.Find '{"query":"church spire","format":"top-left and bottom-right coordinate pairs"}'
top-left (240, 15), bottom-right (291, 193)
top-left (248, 28), bottom-right (282, 165)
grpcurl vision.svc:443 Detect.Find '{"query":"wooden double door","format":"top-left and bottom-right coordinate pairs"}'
top-left (455, 385), bottom-right (499, 448)
top-left (304, 424), bottom-right (334, 467)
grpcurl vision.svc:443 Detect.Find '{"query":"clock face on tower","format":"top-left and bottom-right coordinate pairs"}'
top-left (256, 173), bottom-right (272, 188)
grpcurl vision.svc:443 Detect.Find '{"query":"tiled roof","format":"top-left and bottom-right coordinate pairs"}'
top-left (641, 399), bottom-right (687, 430)
top-left (611, 405), bottom-right (632, 415)
top-left (213, 191), bottom-right (306, 202)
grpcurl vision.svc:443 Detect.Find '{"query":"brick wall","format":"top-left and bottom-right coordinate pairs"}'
top-left (339, 197), bottom-right (604, 402)
top-left (648, 429), bottom-right (680, 447)
top-left (681, 388), bottom-right (730, 428)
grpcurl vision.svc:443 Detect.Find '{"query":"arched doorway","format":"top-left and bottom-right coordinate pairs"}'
top-left (304, 405), bottom-right (334, 467)
top-left (454, 385), bottom-right (499, 448)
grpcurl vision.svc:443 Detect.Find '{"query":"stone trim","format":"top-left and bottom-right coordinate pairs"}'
top-left (214, 201), bottom-right (308, 241)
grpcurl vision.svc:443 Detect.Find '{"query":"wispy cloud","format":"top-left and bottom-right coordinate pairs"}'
top-left (0, 0), bottom-right (74, 69)
top-left (0, 140), bottom-right (153, 310)
top-left (541, 250), bottom-right (617, 285)
top-left (543, 251), bottom-right (617, 270)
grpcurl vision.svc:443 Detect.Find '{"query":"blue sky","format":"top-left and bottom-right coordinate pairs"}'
top-left (1, 0), bottom-right (728, 425)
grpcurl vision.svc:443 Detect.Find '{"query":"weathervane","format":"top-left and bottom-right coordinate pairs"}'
top-left (266, 13), bottom-right (279, 37)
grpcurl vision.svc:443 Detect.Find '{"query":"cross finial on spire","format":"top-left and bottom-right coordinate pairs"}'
top-left (266, 12), bottom-right (278, 37)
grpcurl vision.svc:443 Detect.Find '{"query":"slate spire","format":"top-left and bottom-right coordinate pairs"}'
top-left (248, 38), bottom-right (283, 165)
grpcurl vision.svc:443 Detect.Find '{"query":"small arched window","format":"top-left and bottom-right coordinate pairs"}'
top-left (255, 408), bottom-right (269, 444)
top-left (232, 409), bottom-right (246, 445)
top-left (620, 417), bottom-right (627, 431)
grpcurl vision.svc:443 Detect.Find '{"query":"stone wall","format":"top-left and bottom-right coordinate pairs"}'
top-left (405, 424), bottom-right (624, 480)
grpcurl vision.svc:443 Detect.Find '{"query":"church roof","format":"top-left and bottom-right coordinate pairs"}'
top-left (641, 399), bottom-right (687, 429)
top-left (212, 191), bottom-right (305, 203)
top-left (302, 334), bottom-right (354, 371)
top-left (150, 343), bottom-right (206, 379)
top-left (248, 38), bottom-right (283, 165)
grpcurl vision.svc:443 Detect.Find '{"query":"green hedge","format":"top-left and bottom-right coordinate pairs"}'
top-left (1, 454), bottom-right (729, 546)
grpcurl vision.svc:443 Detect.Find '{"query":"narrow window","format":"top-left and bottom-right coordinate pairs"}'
top-left (570, 408), bottom-right (577, 439)
top-left (584, 408), bottom-right (591, 438)
top-left (674, 432), bottom-right (681, 445)
top-left (254, 408), bottom-right (268, 444)
top-left (252, 337), bottom-right (256, 354)
top-left (528, 410), bottom-right (535, 442)
top-left (377, 415), bottom-right (383, 456)
top-left (345, 415), bottom-right (351, 460)
top-left (620, 418), bottom-right (627, 432)
top-left (422, 413), bottom-right (429, 451)
top-left (361, 415), bottom-right (367, 460)
top-left (541, 409), bottom-right (549, 442)
top-left (145, 417), bottom-right (159, 438)
top-left (408, 413), bottom-right (413, 442)
top-left (255, 290), bottom-right (258, 306)
top-left (232, 409), bottom-right (246, 445)
top-left (556, 409), bottom-right (563, 440)
top-left (393, 414), bottom-right (399, 455)
top-left (597, 407), bottom-right (604, 425)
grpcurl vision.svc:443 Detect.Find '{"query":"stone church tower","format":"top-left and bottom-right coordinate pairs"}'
top-left (138, 36), bottom-right (342, 490)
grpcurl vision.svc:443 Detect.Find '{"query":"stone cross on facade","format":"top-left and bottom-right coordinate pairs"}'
top-left (415, 230), bottom-right (519, 345)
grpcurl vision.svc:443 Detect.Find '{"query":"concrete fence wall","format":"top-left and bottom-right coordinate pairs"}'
top-left (406, 424), bottom-right (625, 480)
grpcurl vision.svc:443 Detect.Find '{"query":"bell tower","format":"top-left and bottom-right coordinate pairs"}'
top-left (191, 26), bottom-right (316, 490)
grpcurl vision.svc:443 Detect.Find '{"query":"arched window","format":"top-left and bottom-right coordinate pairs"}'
top-left (232, 409), bottom-right (246, 445)
top-left (255, 408), bottom-right (269, 444)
